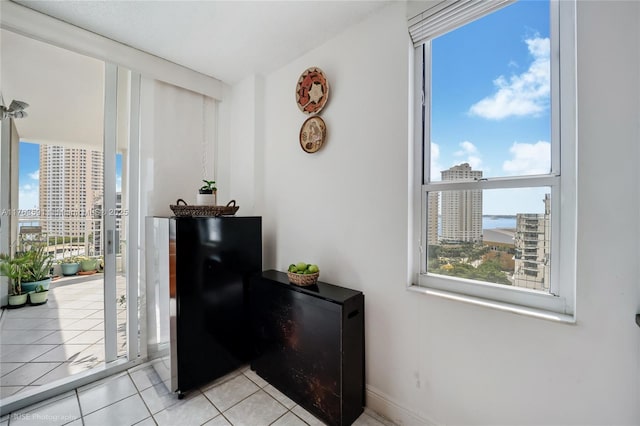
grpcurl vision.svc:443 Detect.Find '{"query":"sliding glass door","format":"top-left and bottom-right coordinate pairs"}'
top-left (0, 29), bottom-right (140, 413)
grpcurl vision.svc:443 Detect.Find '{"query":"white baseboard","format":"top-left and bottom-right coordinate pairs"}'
top-left (365, 385), bottom-right (436, 426)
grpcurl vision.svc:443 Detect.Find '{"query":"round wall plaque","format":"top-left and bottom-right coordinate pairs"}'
top-left (296, 67), bottom-right (329, 115)
top-left (299, 116), bottom-right (326, 153)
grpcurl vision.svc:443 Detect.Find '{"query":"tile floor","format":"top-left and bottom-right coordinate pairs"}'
top-left (1, 360), bottom-right (395, 426)
top-left (0, 275), bottom-right (127, 399)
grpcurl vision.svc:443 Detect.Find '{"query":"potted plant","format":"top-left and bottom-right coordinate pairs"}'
top-left (0, 253), bottom-right (29, 307)
top-left (78, 256), bottom-right (98, 273)
top-left (196, 179), bottom-right (217, 206)
top-left (60, 256), bottom-right (80, 276)
top-left (29, 283), bottom-right (49, 305)
top-left (18, 246), bottom-right (54, 293)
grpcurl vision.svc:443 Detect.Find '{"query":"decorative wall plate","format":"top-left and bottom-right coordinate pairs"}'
top-left (296, 67), bottom-right (329, 115)
top-left (299, 116), bottom-right (326, 153)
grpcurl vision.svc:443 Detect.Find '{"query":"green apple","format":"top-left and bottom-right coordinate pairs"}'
top-left (296, 262), bottom-right (307, 272)
top-left (288, 264), bottom-right (297, 272)
top-left (308, 264), bottom-right (319, 273)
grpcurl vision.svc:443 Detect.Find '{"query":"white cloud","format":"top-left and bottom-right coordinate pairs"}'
top-left (454, 141), bottom-right (478, 156)
top-left (19, 184), bottom-right (39, 210)
top-left (502, 141), bottom-right (551, 175)
top-left (28, 169), bottom-right (39, 181)
top-left (454, 141), bottom-right (482, 170)
top-left (430, 142), bottom-right (442, 180)
top-left (469, 36), bottom-right (550, 120)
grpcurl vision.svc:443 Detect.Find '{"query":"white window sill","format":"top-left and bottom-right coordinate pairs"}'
top-left (407, 284), bottom-right (576, 324)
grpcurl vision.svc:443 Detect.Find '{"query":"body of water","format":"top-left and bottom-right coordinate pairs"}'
top-left (482, 216), bottom-right (516, 229)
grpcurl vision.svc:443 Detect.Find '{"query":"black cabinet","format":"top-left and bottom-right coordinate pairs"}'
top-left (146, 216), bottom-right (262, 396)
top-left (251, 270), bottom-right (364, 426)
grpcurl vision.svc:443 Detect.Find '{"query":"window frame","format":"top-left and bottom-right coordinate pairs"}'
top-left (410, 0), bottom-right (577, 316)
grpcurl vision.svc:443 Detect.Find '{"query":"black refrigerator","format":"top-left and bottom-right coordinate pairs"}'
top-left (146, 216), bottom-right (262, 397)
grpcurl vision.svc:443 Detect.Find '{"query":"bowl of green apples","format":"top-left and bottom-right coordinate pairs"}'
top-left (287, 262), bottom-right (320, 286)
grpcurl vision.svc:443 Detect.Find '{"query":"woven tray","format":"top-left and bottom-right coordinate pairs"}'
top-left (287, 271), bottom-right (319, 286)
top-left (170, 199), bottom-right (239, 217)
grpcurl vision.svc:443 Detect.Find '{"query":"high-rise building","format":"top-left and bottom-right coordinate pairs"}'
top-left (513, 194), bottom-right (551, 291)
top-left (440, 163), bottom-right (483, 243)
top-left (39, 145), bottom-right (103, 239)
top-left (427, 192), bottom-right (439, 245)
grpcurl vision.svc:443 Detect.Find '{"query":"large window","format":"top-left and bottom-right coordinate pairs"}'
top-left (410, 0), bottom-right (576, 315)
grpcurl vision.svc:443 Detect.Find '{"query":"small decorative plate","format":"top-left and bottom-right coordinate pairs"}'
top-left (296, 67), bottom-right (329, 115)
top-left (299, 116), bottom-right (326, 153)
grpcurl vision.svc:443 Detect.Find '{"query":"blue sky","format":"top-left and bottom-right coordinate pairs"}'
top-left (19, 142), bottom-right (122, 211)
top-left (430, 0), bottom-right (551, 214)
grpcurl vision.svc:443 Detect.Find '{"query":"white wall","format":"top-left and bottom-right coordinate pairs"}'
top-left (226, 1), bottom-right (640, 425)
top-left (139, 79), bottom-right (216, 219)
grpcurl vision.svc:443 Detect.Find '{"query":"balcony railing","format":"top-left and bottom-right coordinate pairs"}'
top-left (17, 217), bottom-right (121, 261)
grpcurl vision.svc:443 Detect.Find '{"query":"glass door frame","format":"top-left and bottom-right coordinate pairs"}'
top-left (0, 61), bottom-right (143, 416)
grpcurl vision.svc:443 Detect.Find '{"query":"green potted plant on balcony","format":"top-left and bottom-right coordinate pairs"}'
top-left (78, 256), bottom-right (98, 273)
top-left (0, 252), bottom-right (29, 307)
top-left (29, 283), bottom-right (49, 305)
top-left (19, 246), bottom-right (54, 293)
top-left (60, 256), bottom-right (80, 276)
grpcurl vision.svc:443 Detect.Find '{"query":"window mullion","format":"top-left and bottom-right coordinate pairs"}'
top-left (424, 175), bottom-right (559, 192)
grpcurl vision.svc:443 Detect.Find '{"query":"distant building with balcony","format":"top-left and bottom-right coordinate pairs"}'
top-left (440, 163), bottom-right (483, 243)
top-left (513, 194), bottom-right (551, 291)
top-left (39, 145), bottom-right (103, 239)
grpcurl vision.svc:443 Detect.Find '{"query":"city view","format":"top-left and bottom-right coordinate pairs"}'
top-left (15, 141), bottom-right (123, 262)
top-left (425, 0), bottom-right (552, 292)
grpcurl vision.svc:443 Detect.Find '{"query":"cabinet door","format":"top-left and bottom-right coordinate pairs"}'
top-left (252, 280), bottom-right (342, 425)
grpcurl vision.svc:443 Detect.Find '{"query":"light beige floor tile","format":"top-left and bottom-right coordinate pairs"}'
top-left (64, 330), bottom-right (104, 345)
top-left (9, 391), bottom-right (81, 426)
top-left (139, 382), bottom-right (184, 414)
top-left (272, 412), bottom-right (308, 426)
top-left (62, 319), bottom-right (103, 331)
top-left (243, 369), bottom-right (268, 388)
top-left (291, 405), bottom-right (326, 426)
top-left (0, 385), bottom-right (24, 398)
top-left (202, 374), bottom-right (259, 412)
top-left (0, 330), bottom-right (54, 344)
top-left (263, 384), bottom-right (296, 409)
top-left (78, 372), bottom-right (138, 415)
top-left (2, 319), bottom-right (47, 330)
top-left (153, 393), bottom-right (219, 426)
top-left (129, 364), bottom-right (163, 392)
top-left (33, 330), bottom-right (84, 345)
top-left (222, 390), bottom-right (287, 426)
top-left (0, 362), bottom-right (61, 386)
top-left (132, 417), bottom-right (157, 426)
top-left (1, 362), bottom-right (25, 377)
top-left (32, 362), bottom-right (98, 386)
top-left (85, 310), bottom-right (104, 319)
top-left (33, 318), bottom-right (85, 330)
top-left (2, 307), bottom-right (61, 320)
top-left (32, 345), bottom-right (89, 363)
top-left (353, 412), bottom-right (388, 426)
top-left (83, 394), bottom-right (150, 426)
top-left (2, 344), bottom-right (58, 362)
top-left (200, 369), bottom-right (243, 392)
top-left (52, 309), bottom-right (98, 320)
top-left (73, 343), bottom-right (104, 365)
top-left (202, 414), bottom-right (232, 425)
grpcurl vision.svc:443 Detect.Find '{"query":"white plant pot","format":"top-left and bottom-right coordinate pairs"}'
top-left (197, 192), bottom-right (217, 206)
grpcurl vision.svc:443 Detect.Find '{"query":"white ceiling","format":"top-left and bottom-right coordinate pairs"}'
top-left (14, 0), bottom-right (394, 85)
